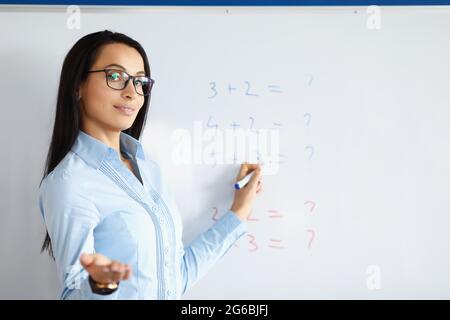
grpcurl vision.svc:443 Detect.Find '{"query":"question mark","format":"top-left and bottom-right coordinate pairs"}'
top-left (249, 116), bottom-right (255, 131)
top-left (307, 229), bottom-right (315, 249)
top-left (304, 146), bottom-right (315, 160)
top-left (304, 201), bottom-right (316, 214)
top-left (303, 113), bottom-right (312, 127)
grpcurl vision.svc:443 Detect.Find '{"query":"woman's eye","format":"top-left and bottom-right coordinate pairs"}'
top-left (135, 78), bottom-right (149, 87)
top-left (108, 72), bottom-right (122, 81)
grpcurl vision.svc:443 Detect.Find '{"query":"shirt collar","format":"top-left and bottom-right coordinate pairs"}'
top-left (72, 130), bottom-right (145, 169)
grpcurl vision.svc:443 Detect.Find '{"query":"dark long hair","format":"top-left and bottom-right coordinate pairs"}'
top-left (40, 30), bottom-right (152, 259)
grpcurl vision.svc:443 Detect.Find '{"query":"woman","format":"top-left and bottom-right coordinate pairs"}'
top-left (38, 30), bottom-right (262, 300)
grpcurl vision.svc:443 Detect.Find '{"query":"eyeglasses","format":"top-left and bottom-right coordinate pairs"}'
top-left (87, 68), bottom-right (155, 96)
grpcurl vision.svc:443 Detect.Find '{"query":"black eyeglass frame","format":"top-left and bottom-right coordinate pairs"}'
top-left (87, 68), bottom-right (155, 96)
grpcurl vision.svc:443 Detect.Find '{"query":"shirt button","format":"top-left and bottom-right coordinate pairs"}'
top-left (152, 205), bottom-right (158, 212)
top-left (159, 216), bottom-right (164, 224)
top-left (164, 247), bottom-right (169, 254)
top-left (167, 290), bottom-right (173, 296)
top-left (164, 260), bottom-right (170, 267)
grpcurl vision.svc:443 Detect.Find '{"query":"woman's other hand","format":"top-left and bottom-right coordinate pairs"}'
top-left (230, 163), bottom-right (263, 221)
top-left (80, 253), bottom-right (132, 284)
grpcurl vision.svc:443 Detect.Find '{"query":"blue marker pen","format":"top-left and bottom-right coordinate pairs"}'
top-left (234, 171), bottom-right (255, 190)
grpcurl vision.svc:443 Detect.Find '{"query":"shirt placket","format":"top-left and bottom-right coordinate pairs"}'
top-left (136, 157), bottom-right (178, 299)
top-left (98, 150), bottom-right (174, 299)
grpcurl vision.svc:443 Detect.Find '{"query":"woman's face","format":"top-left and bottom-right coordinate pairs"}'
top-left (79, 43), bottom-right (146, 133)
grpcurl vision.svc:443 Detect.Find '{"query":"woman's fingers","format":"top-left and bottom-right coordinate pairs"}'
top-left (248, 167), bottom-right (262, 189)
top-left (236, 162), bottom-right (249, 180)
top-left (235, 163), bottom-right (263, 194)
top-left (236, 162), bottom-right (261, 180)
top-left (256, 181), bottom-right (263, 194)
top-left (80, 253), bottom-right (131, 283)
top-left (92, 253), bottom-right (112, 266)
top-left (95, 263), bottom-right (127, 283)
top-left (81, 253), bottom-right (110, 278)
top-left (80, 253), bottom-right (94, 268)
top-left (230, 164), bottom-right (263, 220)
top-left (102, 261), bottom-right (127, 283)
top-left (111, 261), bottom-right (127, 282)
top-left (123, 265), bottom-right (132, 280)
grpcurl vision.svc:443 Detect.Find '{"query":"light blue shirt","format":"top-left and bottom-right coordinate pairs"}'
top-left (38, 130), bottom-right (246, 300)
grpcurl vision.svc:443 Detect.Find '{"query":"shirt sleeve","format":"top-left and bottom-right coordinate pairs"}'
top-left (179, 209), bottom-right (247, 295)
top-left (38, 171), bottom-right (119, 300)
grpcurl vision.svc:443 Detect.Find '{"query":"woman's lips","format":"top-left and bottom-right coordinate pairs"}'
top-left (114, 105), bottom-right (135, 116)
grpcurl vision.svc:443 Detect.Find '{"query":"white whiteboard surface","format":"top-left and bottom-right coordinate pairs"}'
top-left (1, 5), bottom-right (450, 299)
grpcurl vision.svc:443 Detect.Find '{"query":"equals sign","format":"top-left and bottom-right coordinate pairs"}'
top-left (268, 239), bottom-right (284, 249)
top-left (268, 85), bottom-right (283, 93)
top-left (271, 154), bottom-right (287, 165)
top-left (267, 210), bottom-right (283, 218)
top-left (279, 154), bottom-right (287, 164)
top-left (272, 122), bottom-right (283, 129)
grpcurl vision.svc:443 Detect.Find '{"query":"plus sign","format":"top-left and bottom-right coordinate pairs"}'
top-left (228, 84), bottom-right (237, 94)
top-left (230, 121), bottom-right (240, 131)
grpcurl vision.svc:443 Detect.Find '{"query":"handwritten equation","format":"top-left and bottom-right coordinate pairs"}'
top-left (211, 206), bottom-right (286, 251)
top-left (204, 76), bottom-right (319, 251)
top-left (207, 75), bottom-right (314, 99)
top-left (204, 115), bottom-right (286, 168)
top-left (211, 201), bottom-right (317, 252)
top-left (208, 81), bottom-right (283, 99)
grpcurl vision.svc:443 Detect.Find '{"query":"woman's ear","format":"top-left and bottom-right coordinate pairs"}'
top-left (76, 93), bottom-right (81, 102)
top-left (77, 83), bottom-right (84, 101)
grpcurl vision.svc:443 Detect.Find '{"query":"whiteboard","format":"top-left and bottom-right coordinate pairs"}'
top-left (1, 5), bottom-right (450, 299)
